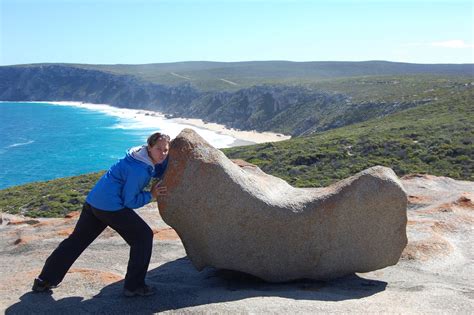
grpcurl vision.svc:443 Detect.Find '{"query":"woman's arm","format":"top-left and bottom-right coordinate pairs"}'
top-left (122, 169), bottom-right (153, 209)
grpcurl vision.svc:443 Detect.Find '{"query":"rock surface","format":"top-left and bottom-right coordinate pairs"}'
top-left (157, 129), bottom-right (408, 282)
top-left (1, 172), bottom-right (473, 313)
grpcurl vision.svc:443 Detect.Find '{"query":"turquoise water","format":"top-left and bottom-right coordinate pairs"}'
top-left (0, 102), bottom-right (170, 189)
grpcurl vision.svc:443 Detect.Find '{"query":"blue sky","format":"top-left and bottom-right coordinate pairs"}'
top-left (1, 0), bottom-right (472, 65)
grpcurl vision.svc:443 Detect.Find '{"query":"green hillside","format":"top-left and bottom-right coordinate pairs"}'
top-left (239, 75), bottom-right (472, 136)
top-left (223, 87), bottom-right (473, 187)
top-left (17, 61), bottom-right (473, 91)
top-left (1, 86), bottom-right (472, 218)
top-left (0, 172), bottom-right (104, 218)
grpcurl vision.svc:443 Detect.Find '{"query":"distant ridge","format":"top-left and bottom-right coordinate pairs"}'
top-left (9, 60), bottom-right (473, 88)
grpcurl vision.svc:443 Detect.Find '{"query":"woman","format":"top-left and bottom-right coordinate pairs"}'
top-left (32, 132), bottom-right (170, 297)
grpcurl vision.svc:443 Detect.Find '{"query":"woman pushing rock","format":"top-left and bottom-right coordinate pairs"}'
top-left (32, 132), bottom-right (170, 297)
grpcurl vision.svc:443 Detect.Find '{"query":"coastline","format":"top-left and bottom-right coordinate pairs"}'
top-left (170, 117), bottom-right (291, 145)
top-left (19, 101), bottom-right (291, 147)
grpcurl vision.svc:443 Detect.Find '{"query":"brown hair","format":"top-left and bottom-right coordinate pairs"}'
top-left (147, 132), bottom-right (170, 147)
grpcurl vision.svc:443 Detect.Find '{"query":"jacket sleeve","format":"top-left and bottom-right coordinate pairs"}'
top-left (122, 167), bottom-right (152, 209)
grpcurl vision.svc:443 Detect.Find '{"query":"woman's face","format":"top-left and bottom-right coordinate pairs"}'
top-left (148, 139), bottom-right (170, 164)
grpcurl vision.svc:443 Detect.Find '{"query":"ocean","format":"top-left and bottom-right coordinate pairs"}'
top-left (0, 101), bottom-right (238, 190)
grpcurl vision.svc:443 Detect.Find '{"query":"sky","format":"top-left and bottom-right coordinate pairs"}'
top-left (0, 0), bottom-right (473, 66)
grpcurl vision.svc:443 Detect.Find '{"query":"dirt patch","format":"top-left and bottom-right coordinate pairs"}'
top-left (0, 270), bottom-right (41, 292)
top-left (32, 219), bottom-right (68, 228)
top-left (406, 218), bottom-right (436, 229)
top-left (431, 221), bottom-right (458, 233)
top-left (422, 193), bottom-right (474, 214)
top-left (402, 174), bottom-right (437, 180)
top-left (408, 195), bottom-right (432, 204)
top-left (13, 228), bottom-right (74, 246)
top-left (64, 211), bottom-right (81, 219)
top-left (455, 194), bottom-right (474, 209)
top-left (152, 227), bottom-right (180, 240)
top-left (232, 159), bottom-right (257, 168)
top-left (0, 268), bottom-right (122, 294)
top-left (57, 228), bottom-right (74, 237)
top-left (13, 235), bottom-right (40, 246)
top-left (7, 219), bottom-right (41, 226)
top-left (100, 227), bottom-right (119, 238)
top-left (401, 234), bottom-right (453, 261)
top-left (424, 202), bottom-right (454, 213)
top-left (68, 268), bottom-right (123, 285)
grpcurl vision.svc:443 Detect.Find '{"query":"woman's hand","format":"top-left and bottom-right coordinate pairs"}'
top-left (151, 183), bottom-right (167, 199)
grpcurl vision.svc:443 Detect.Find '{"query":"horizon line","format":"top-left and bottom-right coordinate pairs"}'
top-left (2, 60), bottom-right (474, 67)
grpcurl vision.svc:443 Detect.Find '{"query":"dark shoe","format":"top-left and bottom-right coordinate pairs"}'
top-left (123, 285), bottom-right (156, 297)
top-left (32, 278), bottom-right (56, 293)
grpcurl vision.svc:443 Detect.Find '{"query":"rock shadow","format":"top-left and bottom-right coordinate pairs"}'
top-left (6, 257), bottom-right (387, 314)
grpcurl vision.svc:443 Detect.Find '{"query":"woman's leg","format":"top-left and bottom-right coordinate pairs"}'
top-left (92, 207), bottom-right (153, 291)
top-left (38, 203), bottom-right (107, 286)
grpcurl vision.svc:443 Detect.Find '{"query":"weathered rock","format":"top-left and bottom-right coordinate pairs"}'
top-left (158, 129), bottom-right (408, 282)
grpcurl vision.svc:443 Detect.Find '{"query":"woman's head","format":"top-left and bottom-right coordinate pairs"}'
top-left (147, 132), bottom-right (170, 164)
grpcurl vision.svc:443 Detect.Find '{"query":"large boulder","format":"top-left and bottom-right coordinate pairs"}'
top-left (157, 129), bottom-right (408, 282)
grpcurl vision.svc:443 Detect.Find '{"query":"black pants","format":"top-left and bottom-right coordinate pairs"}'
top-left (38, 202), bottom-right (153, 291)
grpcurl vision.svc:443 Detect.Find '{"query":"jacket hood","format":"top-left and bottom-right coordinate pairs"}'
top-left (127, 145), bottom-right (155, 169)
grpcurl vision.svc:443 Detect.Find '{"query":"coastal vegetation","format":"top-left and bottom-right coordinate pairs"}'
top-left (1, 62), bottom-right (472, 136)
top-left (0, 61), bottom-right (472, 217)
top-left (223, 88), bottom-right (473, 187)
top-left (1, 85), bottom-right (472, 217)
top-left (31, 61), bottom-right (474, 91)
top-left (0, 172), bottom-right (104, 218)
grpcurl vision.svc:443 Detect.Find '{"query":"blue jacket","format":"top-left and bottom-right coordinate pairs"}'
top-left (86, 145), bottom-right (168, 211)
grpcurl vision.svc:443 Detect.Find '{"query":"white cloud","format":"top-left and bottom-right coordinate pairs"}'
top-left (431, 40), bottom-right (474, 48)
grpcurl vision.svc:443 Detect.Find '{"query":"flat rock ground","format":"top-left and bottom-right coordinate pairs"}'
top-left (0, 175), bottom-right (472, 314)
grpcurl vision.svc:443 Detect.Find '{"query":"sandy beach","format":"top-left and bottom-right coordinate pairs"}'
top-left (30, 101), bottom-right (291, 147)
top-left (170, 117), bottom-right (291, 145)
